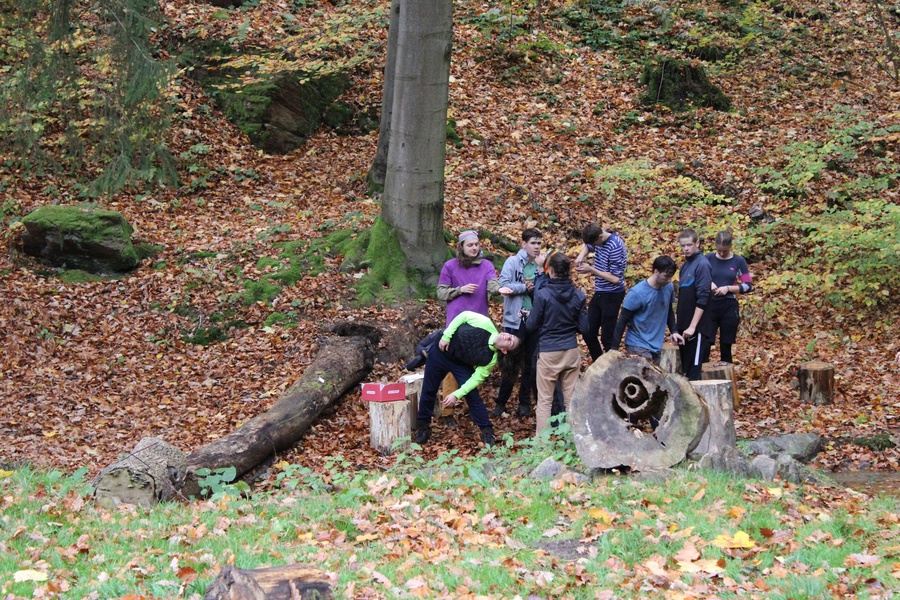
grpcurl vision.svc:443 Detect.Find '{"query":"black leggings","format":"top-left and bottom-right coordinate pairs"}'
top-left (706, 297), bottom-right (740, 363)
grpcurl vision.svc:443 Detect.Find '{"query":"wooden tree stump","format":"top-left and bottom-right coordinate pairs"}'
top-left (569, 351), bottom-right (708, 471)
top-left (659, 342), bottom-right (681, 374)
top-left (702, 361), bottom-right (739, 409)
top-left (369, 400), bottom-right (411, 455)
top-left (798, 361), bottom-right (834, 405)
top-left (400, 371), bottom-right (424, 431)
top-left (204, 563), bottom-right (333, 600)
top-left (92, 437), bottom-right (186, 508)
top-left (690, 379), bottom-right (736, 455)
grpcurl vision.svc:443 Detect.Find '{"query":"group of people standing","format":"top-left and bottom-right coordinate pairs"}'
top-left (409, 224), bottom-right (752, 447)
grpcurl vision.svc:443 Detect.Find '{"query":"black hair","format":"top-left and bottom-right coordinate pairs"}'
top-left (652, 255), bottom-right (676, 276)
top-left (522, 228), bottom-right (542, 242)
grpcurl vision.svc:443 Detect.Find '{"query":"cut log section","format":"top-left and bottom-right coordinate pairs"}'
top-left (798, 361), bottom-right (834, 406)
top-left (702, 361), bottom-right (739, 409)
top-left (92, 437), bottom-right (187, 508)
top-left (204, 563), bottom-right (333, 600)
top-left (569, 351), bottom-right (708, 471)
top-left (659, 342), bottom-right (681, 374)
top-left (369, 400), bottom-right (411, 455)
top-left (691, 379), bottom-right (736, 455)
top-left (400, 372), bottom-right (424, 431)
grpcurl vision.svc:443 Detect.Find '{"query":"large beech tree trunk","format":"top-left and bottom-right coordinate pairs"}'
top-left (181, 335), bottom-right (375, 496)
top-left (381, 0), bottom-right (453, 283)
top-left (569, 351), bottom-right (708, 471)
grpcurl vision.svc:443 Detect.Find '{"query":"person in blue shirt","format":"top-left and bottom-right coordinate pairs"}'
top-left (612, 256), bottom-right (685, 364)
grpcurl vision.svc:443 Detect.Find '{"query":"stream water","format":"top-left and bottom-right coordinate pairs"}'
top-left (828, 471), bottom-right (900, 497)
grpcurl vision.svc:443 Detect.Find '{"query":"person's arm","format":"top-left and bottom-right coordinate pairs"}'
top-left (612, 307), bottom-right (634, 350)
top-left (574, 244), bottom-right (589, 267)
top-left (736, 257), bottom-right (753, 294)
top-left (487, 277), bottom-right (501, 296)
top-left (684, 262), bottom-right (711, 337)
top-left (498, 256), bottom-right (526, 295)
top-left (451, 353), bottom-right (498, 400)
top-left (437, 284), bottom-right (462, 302)
top-left (525, 294), bottom-right (544, 333)
top-left (667, 301), bottom-right (684, 345)
top-left (576, 297), bottom-right (590, 336)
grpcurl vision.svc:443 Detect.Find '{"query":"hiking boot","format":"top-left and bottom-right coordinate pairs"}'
top-left (480, 426), bottom-right (496, 446)
top-left (516, 402), bottom-right (532, 418)
top-left (414, 422), bottom-right (431, 444)
top-left (441, 415), bottom-right (458, 429)
top-left (491, 402), bottom-right (507, 417)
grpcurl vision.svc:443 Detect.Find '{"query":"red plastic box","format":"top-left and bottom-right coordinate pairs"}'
top-left (360, 382), bottom-right (407, 402)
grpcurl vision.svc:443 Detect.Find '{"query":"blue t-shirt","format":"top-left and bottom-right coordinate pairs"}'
top-left (621, 279), bottom-right (675, 353)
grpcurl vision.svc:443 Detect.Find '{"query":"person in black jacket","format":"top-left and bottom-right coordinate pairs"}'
top-left (675, 228), bottom-right (713, 380)
top-left (414, 311), bottom-right (520, 446)
top-left (524, 252), bottom-right (589, 436)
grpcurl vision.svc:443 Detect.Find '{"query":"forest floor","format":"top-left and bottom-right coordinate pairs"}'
top-left (1, 0), bottom-right (898, 480)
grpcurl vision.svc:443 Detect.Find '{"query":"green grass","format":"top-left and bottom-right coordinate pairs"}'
top-left (2, 438), bottom-right (899, 599)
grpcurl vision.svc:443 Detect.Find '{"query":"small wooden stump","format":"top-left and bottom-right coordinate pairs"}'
top-left (204, 563), bottom-right (333, 599)
top-left (691, 379), bottom-right (736, 455)
top-left (798, 361), bottom-right (834, 405)
top-left (702, 361), bottom-right (739, 409)
top-left (400, 372), bottom-right (424, 431)
top-left (92, 437), bottom-right (186, 508)
top-left (659, 342), bottom-right (681, 374)
top-left (369, 400), bottom-right (411, 455)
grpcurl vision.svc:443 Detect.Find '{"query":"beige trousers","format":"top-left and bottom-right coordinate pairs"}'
top-left (535, 348), bottom-right (582, 436)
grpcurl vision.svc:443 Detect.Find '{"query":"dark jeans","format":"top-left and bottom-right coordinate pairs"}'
top-left (496, 324), bottom-right (564, 413)
top-left (416, 344), bottom-right (491, 429)
top-left (584, 290), bottom-right (626, 360)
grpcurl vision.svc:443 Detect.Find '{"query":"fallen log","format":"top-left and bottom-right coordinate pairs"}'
top-left (93, 437), bottom-right (187, 509)
top-left (204, 564), bottom-right (333, 600)
top-left (569, 351), bottom-right (707, 471)
top-left (181, 334), bottom-right (375, 497)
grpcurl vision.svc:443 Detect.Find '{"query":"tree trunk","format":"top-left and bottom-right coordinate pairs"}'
top-left (690, 379), bottom-right (736, 455)
top-left (367, 0), bottom-right (400, 190)
top-left (381, 0), bottom-right (453, 284)
top-left (569, 351), bottom-right (708, 471)
top-left (659, 342), bottom-right (681, 374)
top-left (204, 564), bottom-right (333, 600)
top-left (368, 400), bottom-right (411, 455)
top-left (798, 361), bottom-right (834, 405)
top-left (182, 335), bottom-right (375, 496)
top-left (702, 361), bottom-right (739, 408)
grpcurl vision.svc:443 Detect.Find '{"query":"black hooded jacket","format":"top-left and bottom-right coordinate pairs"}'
top-left (525, 277), bottom-right (589, 352)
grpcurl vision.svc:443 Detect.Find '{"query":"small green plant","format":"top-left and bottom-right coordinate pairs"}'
top-left (193, 466), bottom-right (250, 498)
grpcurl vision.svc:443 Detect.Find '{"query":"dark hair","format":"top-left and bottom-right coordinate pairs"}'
top-left (548, 252), bottom-right (571, 278)
top-left (456, 238), bottom-right (479, 268)
top-left (522, 228), bottom-right (542, 243)
top-left (652, 255), bottom-right (676, 276)
top-left (678, 228), bottom-right (699, 243)
top-left (582, 223), bottom-right (602, 245)
top-left (714, 230), bottom-right (733, 246)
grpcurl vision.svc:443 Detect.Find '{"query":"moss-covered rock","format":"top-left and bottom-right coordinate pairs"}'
top-left (19, 205), bottom-right (142, 274)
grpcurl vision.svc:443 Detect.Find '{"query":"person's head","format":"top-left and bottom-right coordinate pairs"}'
top-left (582, 223), bottom-right (602, 245)
top-left (521, 228), bottom-right (542, 260)
top-left (649, 255), bottom-right (676, 288)
top-left (456, 230), bottom-right (481, 266)
top-left (493, 331), bottom-right (521, 354)
top-left (714, 230), bottom-right (733, 259)
top-left (547, 251), bottom-right (571, 279)
top-left (677, 228), bottom-right (700, 258)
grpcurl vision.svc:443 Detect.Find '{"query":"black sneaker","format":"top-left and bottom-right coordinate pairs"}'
top-left (414, 425), bottom-right (431, 444)
top-left (480, 426), bottom-right (496, 446)
top-left (442, 415), bottom-right (457, 429)
top-left (403, 352), bottom-right (426, 371)
top-left (491, 403), bottom-right (507, 417)
top-left (516, 403), bottom-right (532, 418)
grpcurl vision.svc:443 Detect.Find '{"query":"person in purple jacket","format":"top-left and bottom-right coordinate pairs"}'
top-left (435, 230), bottom-right (500, 427)
top-left (705, 231), bottom-right (753, 364)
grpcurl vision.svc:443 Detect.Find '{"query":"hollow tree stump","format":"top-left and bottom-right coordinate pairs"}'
top-left (204, 563), bottom-right (333, 600)
top-left (702, 361), bottom-right (739, 409)
top-left (798, 361), bottom-right (834, 405)
top-left (400, 372), bottom-right (424, 431)
top-left (569, 351), bottom-right (708, 471)
top-left (92, 437), bottom-right (186, 508)
top-left (690, 379), bottom-right (736, 455)
top-left (659, 342), bottom-right (681, 374)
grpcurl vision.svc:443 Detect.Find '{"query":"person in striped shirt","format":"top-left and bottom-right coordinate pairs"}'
top-left (575, 222), bottom-right (627, 361)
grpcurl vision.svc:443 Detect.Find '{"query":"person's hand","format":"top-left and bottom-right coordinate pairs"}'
top-left (712, 285), bottom-right (727, 296)
top-left (438, 339), bottom-right (449, 352)
top-left (498, 286), bottom-right (513, 295)
top-left (524, 279), bottom-right (534, 292)
top-left (459, 283), bottom-right (478, 294)
top-left (683, 326), bottom-right (696, 339)
top-left (671, 333), bottom-right (685, 346)
top-left (442, 394), bottom-right (459, 407)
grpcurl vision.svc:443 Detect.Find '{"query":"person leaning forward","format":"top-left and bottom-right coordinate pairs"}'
top-left (414, 311), bottom-right (521, 447)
